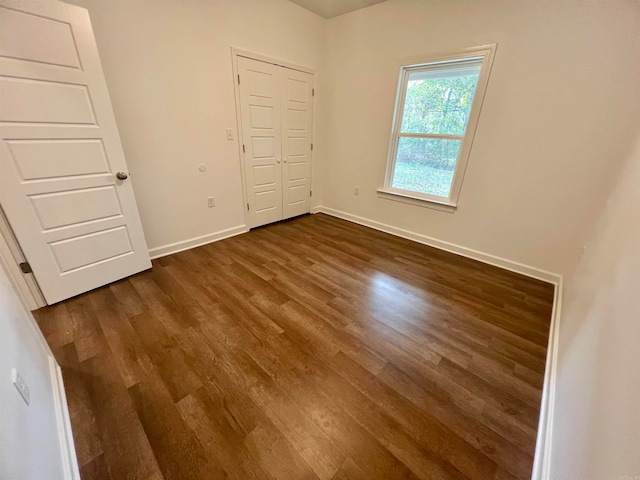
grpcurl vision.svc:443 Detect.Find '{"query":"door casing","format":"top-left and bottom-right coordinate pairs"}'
top-left (0, 208), bottom-right (46, 310)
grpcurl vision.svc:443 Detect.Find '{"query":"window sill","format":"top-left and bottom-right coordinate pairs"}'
top-left (376, 189), bottom-right (457, 213)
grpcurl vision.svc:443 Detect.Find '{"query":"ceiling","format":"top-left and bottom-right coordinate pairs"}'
top-left (288, 0), bottom-right (389, 18)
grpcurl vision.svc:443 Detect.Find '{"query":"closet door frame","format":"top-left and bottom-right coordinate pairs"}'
top-left (231, 48), bottom-right (315, 229)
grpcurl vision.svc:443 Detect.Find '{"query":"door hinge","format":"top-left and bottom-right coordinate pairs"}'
top-left (312, 88), bottom-right (315, 97)
top-left (311, 143), bottom-right (314, 151)
top-left (238, 74), bottom-right (240, 84)
top-left (242, 144), bottom-right (245, 153)
top-left (247, 203), bottom-right (250, 211)
top-left (19, 262), bottom-right (32, 274)
top-left (310, 190), bottom-right (312, 197)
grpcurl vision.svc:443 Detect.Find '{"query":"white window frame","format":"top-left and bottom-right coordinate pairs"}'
top-left (378, 44), bottom-right (497, 212)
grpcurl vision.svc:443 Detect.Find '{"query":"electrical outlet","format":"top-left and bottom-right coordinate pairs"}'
top-left (11, 369), bottom-right (30, 405)
top-left (207, 197), bottom-right (215, 208)
top-left (226, 128), bottom-right (234, 140)
top-left (354, 186), bottom-right (360, 196)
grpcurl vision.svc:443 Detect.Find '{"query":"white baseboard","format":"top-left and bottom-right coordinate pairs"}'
top-left (148, 225), bottom-right (248, 260)
top-left (313, 206), bottom-right (561, 284)
top-left (532, 280), bottom-right (562, 480)
top-left (312, 205), bottom-right (562, 480)
top-left (50, 356), bottom-right (80, 480)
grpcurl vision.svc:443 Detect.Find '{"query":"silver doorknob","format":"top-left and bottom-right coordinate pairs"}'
top-left (276, 158), bottom-right (281, 164)
top-left (283, 158), bottom-right (288, 163)
top-left (116, 172), bottom-right (128, 180)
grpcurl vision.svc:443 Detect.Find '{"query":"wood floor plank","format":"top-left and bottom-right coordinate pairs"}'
top-left (377, 362), bottom-right (535, 479)
top-left (89, 288), bottom-right (155, 389)
top-left (34, 213), bottom-right (554, 480)
top-left (79, 454), bottom-right (111, 480)
top-left (316, 352), bottom-right (492, 479)
top-left (128, 376), bottom-right (227, 480)
top-left (79, 354), bottom-right (163, 480)
top-left (244, 422), bottom-right (318, 480)
top-left (176, 388), bottom-right (271, 480)
top-left (330, 457), bottom-right (371, 480)
top-left (52, 343), bottom-right (104, 469)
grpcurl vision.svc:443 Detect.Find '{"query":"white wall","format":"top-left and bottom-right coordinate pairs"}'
top-left (0, 258), bottom-right (70, 479)
top-left (64, 0), bottom-right (640, 278)
top-left (550, 134), bottom-right (640, 478)
top-left (318, 0), bottom-right (640, 277)
top-left (64, 0), bottom-right (325, 254)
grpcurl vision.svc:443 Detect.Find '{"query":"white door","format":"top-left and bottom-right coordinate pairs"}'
top-left (237, 55), bottom-right (314, 229)
top-left (238, 56), bottom-right (284, 229)
top-left (0, 1), bottom-right (151, 304)
top-left (281, 67), bottom-right (313, 220)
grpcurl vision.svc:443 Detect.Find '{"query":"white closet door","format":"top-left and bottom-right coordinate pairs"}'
top-left (281, 68), bottom-right (313, 220)
top-left (238, 56), bottom-right (283, 229)
top-left (0, 1), bottom-right (151, 304)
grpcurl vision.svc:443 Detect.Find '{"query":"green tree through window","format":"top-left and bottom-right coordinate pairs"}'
top-left (391, 66), bottom-right (480, 198)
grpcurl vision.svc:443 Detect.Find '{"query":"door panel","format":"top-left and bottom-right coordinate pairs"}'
top-left (287, 162), bottom-right (307, 181)
top-left (255, 190), bottom-right (279, 213)
top-left (0, 77), bottom-right (96, 124)
top-left (281, 68), bottom-right (313, 220)
top-left (249, 105), bottom-right (275, 129)
top-left (7, 139), bottom-right (109, 180)
top-left (0, 1), bottom-right (151, 304)
top-left (253, 165), bottom-right (277, 186)
top-left (50, 226), bottom-right (132, 273)
top-left (286, 109), bottom-right (308, 130)
top-left (286, 78), bottom-right (308, 103)
top-left (30, 186), bottom-right (121, 230)
top-left (0, 5), bottom-right (80, 68)
top-left (288, 184), bottom-right (308, 204)
top-left (251, 137), bottom-right (275, 158)
top-left (237, 56), bottom-right (283, 228)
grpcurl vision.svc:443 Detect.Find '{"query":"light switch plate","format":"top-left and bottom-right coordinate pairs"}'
top-left (226, 128), bottom-right (234, 140)
top-left (11, 368), bottom-right (30, 405)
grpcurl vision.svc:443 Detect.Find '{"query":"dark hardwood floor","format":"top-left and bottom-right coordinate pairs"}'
top-left (34, 213), bottom-right (554, 480)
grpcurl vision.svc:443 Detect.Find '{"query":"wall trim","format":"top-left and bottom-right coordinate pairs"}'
top-left (231, 47), bottom-right (315, 74)
top-left (532, 280), bottom-right (562, 480)
top-left (312, 205), bottom-right (562, 480)
top-left (50, 356), bottom-right (80, 480)
top-left (313, 206), bottom-right (561, 284)
top-left (148, 225), bottom-right (248, 260)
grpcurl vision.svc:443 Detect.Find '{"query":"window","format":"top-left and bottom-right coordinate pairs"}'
top-left (380, 45), bottom-right (496, 210)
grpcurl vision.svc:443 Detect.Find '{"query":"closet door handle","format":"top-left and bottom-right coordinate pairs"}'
top-left (276, 158), bottom-right (281, 164)
top-left (283, 158), bottom-right (288, 163)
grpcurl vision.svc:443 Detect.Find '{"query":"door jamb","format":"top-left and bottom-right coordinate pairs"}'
top-left (0, 206), bottom-right (46, 311)
top-left (230, 48), bottom-right (315, 229)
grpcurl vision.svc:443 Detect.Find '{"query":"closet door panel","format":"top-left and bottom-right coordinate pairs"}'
top-left (238, 56), bottom-right (283, 228)
top-left (281, 69), bottom-right (314, 220)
